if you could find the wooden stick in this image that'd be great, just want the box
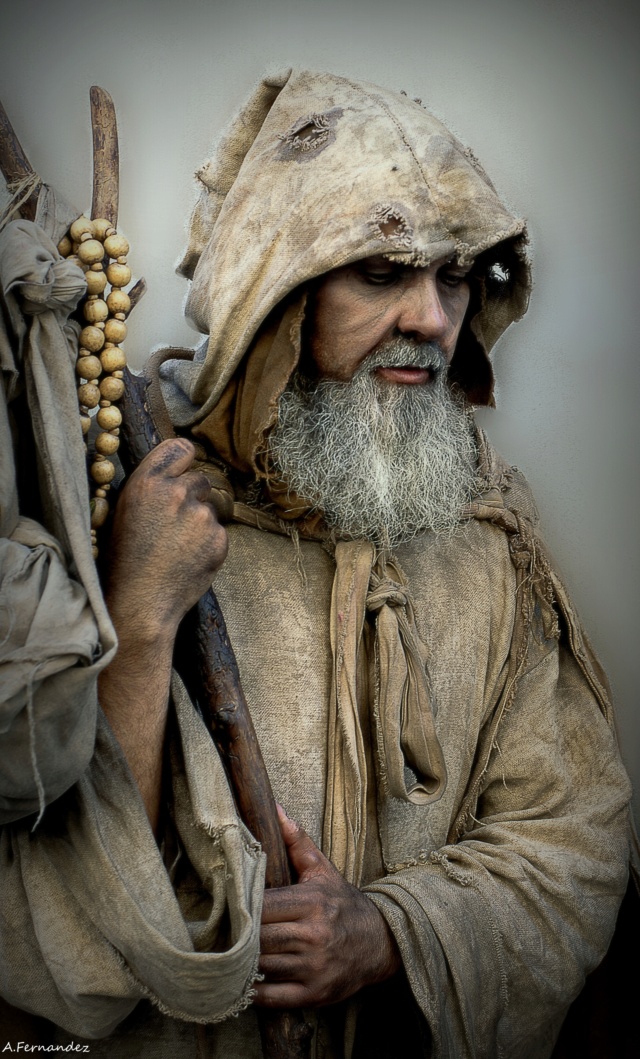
[90,87,118,225]
[0,98,39,220]
[92,93,311,1054]
[119,367,312,1058]
[128,277,146,311]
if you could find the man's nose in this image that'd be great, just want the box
[395,276,451,354]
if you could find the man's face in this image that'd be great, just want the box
[269,252,478,545]
[308,254,472,382]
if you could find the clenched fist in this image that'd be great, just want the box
[103,438,227,636]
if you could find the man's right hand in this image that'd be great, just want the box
[98,439,227,829]
[103,437,228,637]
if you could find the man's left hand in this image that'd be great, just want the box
[254,805,401,1009]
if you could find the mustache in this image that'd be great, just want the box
[354,338,448,378]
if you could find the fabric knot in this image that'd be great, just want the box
[18,256,86,317]
[366,575,408,612]
[0,220,86,318]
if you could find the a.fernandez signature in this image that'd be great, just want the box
[2,1046,90,1054]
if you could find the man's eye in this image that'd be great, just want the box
[359,268,398,286]
[439,268,470,288]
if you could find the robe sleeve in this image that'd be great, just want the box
[364,635,631,1059]
[0,676,265,1038]
[0,219,119,823]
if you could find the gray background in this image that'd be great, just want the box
[1,0,638,824]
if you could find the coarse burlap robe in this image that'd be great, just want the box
[0,679,265,1035]
[14,453,629,1057]
[0,70,632,1058]
[0,217,117,823]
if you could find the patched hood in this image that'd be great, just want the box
[162,68,530,447]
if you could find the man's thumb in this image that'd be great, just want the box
[276,803,326,880]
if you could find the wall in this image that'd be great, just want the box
[1,0,638,822]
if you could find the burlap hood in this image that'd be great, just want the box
[163,68,530,449]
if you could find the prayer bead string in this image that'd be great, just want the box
[58,216,132,558]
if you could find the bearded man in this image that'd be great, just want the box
[0,70,632,1058]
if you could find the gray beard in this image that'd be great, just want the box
[267,339,479,548]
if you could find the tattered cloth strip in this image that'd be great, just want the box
[0,218,116,823]
[322,540,446,885]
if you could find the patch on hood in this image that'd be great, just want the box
[166,68,530,443]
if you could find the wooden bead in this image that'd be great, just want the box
[95,487,108,498]
[104,318,127,344]
[100,346,126,372]
[83,299,109,324]
[78,382,100,408]
[79,326,105,352]
[106,262,131,288]
[96,405,122,430]
[80,414,92,435]
[90,262,104,272]
[90,458,115,485]
[106,290,131,315]
[113,370,125,379]
[90,496,110,528]
[99,376,125,401]
[76,355,102,380]
[69,216,94,242]
[103,233,129,259]
[92,545,99,560]
[85,270,108,295]
[77,239,105,265]
[99,399,111,408]
[90,497,110,528]
[57,235,72,257]
[95,431,120,456]
[92,218,114,240]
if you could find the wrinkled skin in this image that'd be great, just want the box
[99,439,227,828]
[255,806,401,1008]
[309,253,472,382]
[103,438,228,630]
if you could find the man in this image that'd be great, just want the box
[0,69,631,1058]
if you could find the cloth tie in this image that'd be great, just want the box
[323,540,446,884]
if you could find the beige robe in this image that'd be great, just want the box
[0,446,630,1057]
[0,70,631,1058]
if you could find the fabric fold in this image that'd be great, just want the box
[323,540,446,884]
[0,218,117,821]
[366,557,447,805]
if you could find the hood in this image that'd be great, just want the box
[163,68,530,448]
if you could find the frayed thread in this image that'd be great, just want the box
[429,850,473,886]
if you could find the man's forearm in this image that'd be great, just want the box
[96,439,228,833]
[98,611,177,832]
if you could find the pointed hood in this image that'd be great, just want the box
[163,68,530,452]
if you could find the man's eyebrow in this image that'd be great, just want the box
[356,255,395,268]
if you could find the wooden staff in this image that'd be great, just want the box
[1,89,312,1059]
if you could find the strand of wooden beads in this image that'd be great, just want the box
[58,215,132,559]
